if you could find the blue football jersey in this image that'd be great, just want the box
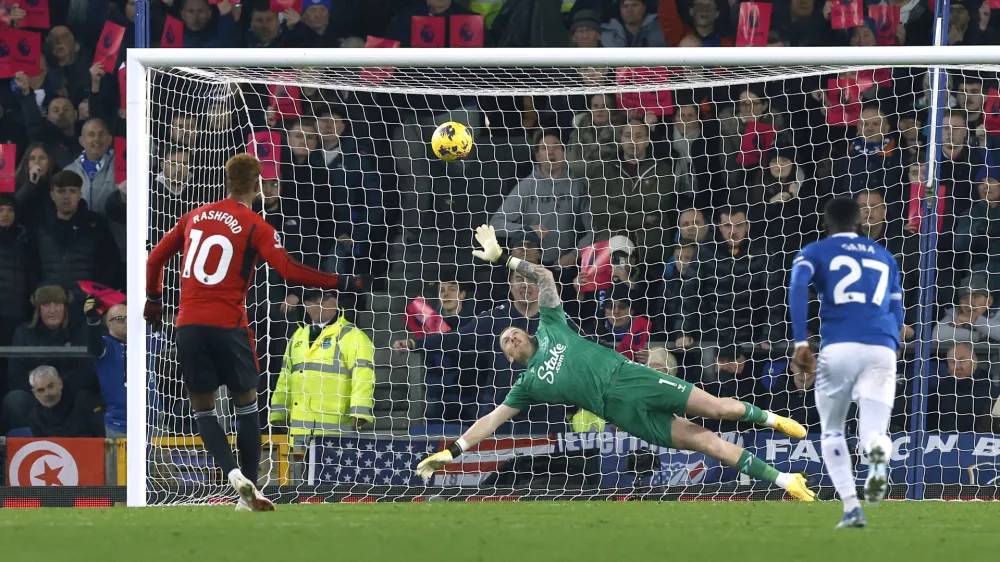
[790,232,904,351]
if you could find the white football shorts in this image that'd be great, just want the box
[815,342,898,408]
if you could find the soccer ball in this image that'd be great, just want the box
[431,121,473,162]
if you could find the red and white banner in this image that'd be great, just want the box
[6,438,105,486]
[432,437,555,486]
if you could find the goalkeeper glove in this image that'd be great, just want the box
[472,225,503,263]
[415,450,454,481]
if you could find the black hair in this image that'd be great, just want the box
[824,197,861,234]
[45,95,74,112]
[944,107,969,124]
[718,206,748,222]
[302,288,338,303]
[534,129,564,151]
[313,103,348,120]
[436,278,468,295]
[860,101,885,118]
[716,344,744,363]
[957,73,983,88]
[51,170,84,190]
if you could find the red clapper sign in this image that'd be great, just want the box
[831,0,863,30]
[825,77,863,126]
[449,15,484,47]
[0,29,41,78]
[268,83,301,120]
[269,0,301,13]
[114,137,127,184]
[0,144,15,193]
[361,36,399,84]
[162,15,184,48]
[94,22,126,74]
[868,5,900,45]
[736,2,772,47]
[20,0,50,29]
[248,131,282,164]
[411,16,445,47]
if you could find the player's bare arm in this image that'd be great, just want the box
[415,405,519,480]
[471,224,561,308]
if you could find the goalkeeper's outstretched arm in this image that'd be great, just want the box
[471,224,561,308]
[415,405,519,481]
[511,258,560,308]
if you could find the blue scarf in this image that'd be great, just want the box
[849,136,894,156]
[80,152,105,181]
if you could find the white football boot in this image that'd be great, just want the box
[864,435,892,505]
[229,469,275,512]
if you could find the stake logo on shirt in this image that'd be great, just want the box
[536,344,566,384]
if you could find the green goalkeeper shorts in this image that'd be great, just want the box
[602,361,694,449]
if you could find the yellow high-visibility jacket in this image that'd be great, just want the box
[270,313,375,435]
[469,0,577,29]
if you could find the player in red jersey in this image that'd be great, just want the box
[144,154,349,511]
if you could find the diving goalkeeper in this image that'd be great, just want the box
[416,225,816,501]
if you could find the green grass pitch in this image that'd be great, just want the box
[3,501,992,561]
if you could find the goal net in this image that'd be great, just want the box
[129,48,1000,505]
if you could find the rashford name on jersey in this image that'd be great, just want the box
[147,198,342,329]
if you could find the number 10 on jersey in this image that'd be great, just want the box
[182,228,235,286]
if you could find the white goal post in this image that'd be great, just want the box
[126,46,1000,507]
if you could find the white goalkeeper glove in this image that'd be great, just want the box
[472,224,503,263]
[415,450,454,481]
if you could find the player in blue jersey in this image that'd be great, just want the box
[789,197,904,529]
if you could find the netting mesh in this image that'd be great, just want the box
[142,62,1000,504]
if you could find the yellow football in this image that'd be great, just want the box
[431,121,473,162]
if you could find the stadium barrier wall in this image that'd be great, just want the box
[1,432,998,507]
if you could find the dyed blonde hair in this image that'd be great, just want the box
[646,348,678,377]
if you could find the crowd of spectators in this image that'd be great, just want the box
[1,0,999,444]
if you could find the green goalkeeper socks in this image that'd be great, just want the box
[739,401,768,424]
[735,450,780,484]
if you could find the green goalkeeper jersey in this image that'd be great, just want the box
[503,305,625,417]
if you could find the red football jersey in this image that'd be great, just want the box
[147,198,341,328]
